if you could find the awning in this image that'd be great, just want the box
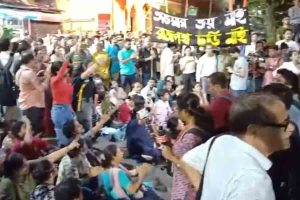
[0,8,63,22]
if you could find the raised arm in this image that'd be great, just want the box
[46,140,80,163]
[51,61,70,84]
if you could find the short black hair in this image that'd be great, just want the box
[167,43,177,48]
[229,93,280,134]
[21,52,35,65]
[209,72,228,88]
[0,38,10,51]
[37,38,44,44]
[32,159,53,185]
[54,178,82,200]
[51,61,63,76]
[10,120,24,139]
[63,120,76,139]
[229,46,240,54]
[280,42,289,50]
[261,83,293,110]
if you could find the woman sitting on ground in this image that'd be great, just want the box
[98,144,161,200]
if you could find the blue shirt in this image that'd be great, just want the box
[118,49,136,76]
[106,44,121,74]
[230,56,249,90]
[126,119,161,162]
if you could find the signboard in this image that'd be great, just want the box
[151,8,251,47]
[98,14,110,32]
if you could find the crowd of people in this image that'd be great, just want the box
[0,1,300,200]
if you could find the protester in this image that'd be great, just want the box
[181,93,291,199]
[196,44,218,95]
[276,16,291,41]
[161,93,214,200]
[54,178,82,200]
[0,140,80,200]
[288,0,300,41]
[106,35,121,81]
[118,38,137,89]
[31,159,57,200]
[16,52,50,134]
[153,90,172,128]
[50,61,74,146]
[276,29,300,51]
[160,43,179,80]
[204,72,234,133]
[179,46,197,92]
[227,47,249,97]
[72,63,97,132]
[98,144,160,200]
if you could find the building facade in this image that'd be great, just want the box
[0,0,63,38]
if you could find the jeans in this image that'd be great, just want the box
[231,89,247,97]
[247,77,263,93]
[51,104,73,146]
[120,74,136,88]
[292,24,300,42]
[76,98,94,132]
[22,107,44,135]
[142,73,151,86]
[182,73,196,92]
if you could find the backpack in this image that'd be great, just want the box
[0,53,18,106]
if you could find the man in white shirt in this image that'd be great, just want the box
[179,46,197,91]
[160,43,179,80]
[227,47,249,97]
[196,44,218,95]
[140,78,157,106]
[161,93,292,200]
[276,29,300,51]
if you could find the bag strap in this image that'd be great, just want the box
[110,168,130,200]
[195,135,222,200]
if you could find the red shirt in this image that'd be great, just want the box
[12,137,49,160]
[208,90,233,132]
[117,102,132,123]
[51,62,73,105]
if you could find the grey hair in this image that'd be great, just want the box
[229,93,282,134]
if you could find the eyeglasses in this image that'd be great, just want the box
[258,117,290,132]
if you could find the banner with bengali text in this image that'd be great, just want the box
[151,8,251,47]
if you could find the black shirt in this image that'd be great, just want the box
[72,76,96,111]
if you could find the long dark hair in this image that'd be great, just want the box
[176,93,214,134]
[100,144,118,169]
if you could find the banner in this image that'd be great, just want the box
[151,8,251,47]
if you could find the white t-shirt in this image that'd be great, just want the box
[183,135,275,200]
[179,56,196,74]
[276,40,300,51]
[160,47,174,80]
[196,54,218,82]
[273,61,300,76]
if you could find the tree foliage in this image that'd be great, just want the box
[248,0,293,42]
